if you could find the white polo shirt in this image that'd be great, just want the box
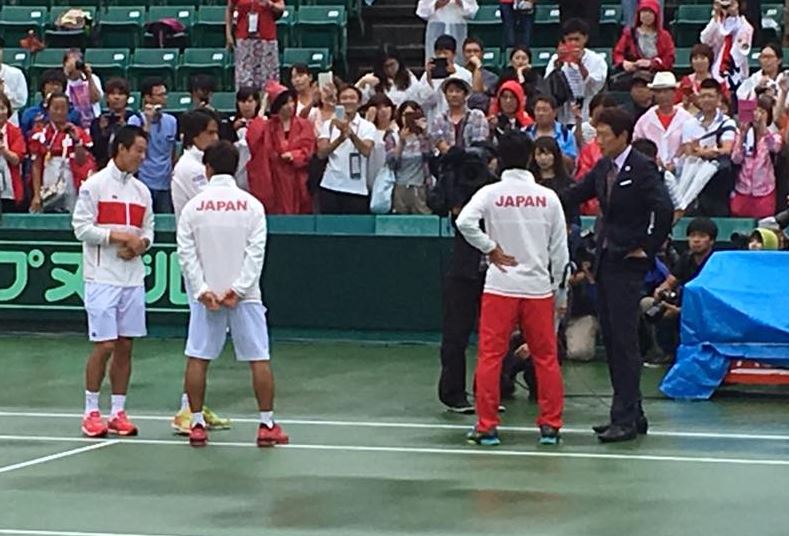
[319,114,377,196]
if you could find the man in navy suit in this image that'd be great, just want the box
[562,107,673,443]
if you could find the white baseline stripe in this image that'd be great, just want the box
[0,411,788,442]
[0,530,189,536]
[0,434,788,467]
[0,441,118,475]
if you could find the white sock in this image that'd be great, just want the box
[260,411,274,428]
[180,393,190,412]
[191,412,206,428]
[85,391,100,416]
[110,395,126,417]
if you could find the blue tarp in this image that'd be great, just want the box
[660,251,789,399]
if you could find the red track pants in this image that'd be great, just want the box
[475,293,564,432]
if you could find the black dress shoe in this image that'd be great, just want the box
[597,424,638,443]
[592,416,648,435]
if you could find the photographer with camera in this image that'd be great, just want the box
[642,217,718,363]
[128,78,178,214]
[416,35,473,126]
[90,78,137,170]
[63,49,104,131]
[385,101,432,214]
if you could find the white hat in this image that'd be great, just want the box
[441,76,472,94]
[648,71,678,90]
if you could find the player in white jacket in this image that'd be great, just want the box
[71,126,153,438]
[457,131,569,446]
[177,141,288,448]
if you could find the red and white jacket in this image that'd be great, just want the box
[72,160,154,287]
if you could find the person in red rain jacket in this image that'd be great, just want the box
[247,81,316,214]
[613,0,675,74]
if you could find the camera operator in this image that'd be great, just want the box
[63,49,104,131]
[90,78,137,169]
[642,217,718,363]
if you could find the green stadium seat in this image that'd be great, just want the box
[163,91,193,116]
[212,92,236,113]
[309,0,362,32]
[127,48,180,90]
[599,5,623,47]
[194,5,228,49]
[671,5,714,48]
[145,6,196,46]
[674,47,692,73]
[45,6,97,49]
[467,5,503,51]
[29,48,69,95]
[97,6,146,49]
[177,48,231,92]
[3,49,32,71]
[295,5,347,70]
[749,48,762,69]
[532,4,561,48]
[277,6,295,50]
[0,7,49,46]
[528,47,555,73]
[762,4,783,42]
[592,48,612,65]
[482,48,503,73]
[281,48,332,80]
[85,48,131,81]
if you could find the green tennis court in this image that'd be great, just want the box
[2,335,789,536]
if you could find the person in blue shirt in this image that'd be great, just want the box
[128,77,178,213]
[525,95,578,172]
[20,69,81,139]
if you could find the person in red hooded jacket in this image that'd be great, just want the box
[613,0,675,76]
[488,80,533,144]
[247,81,316,214]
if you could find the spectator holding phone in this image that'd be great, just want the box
[737,43,785,101]
[0,92,27,213]
[489,80,534,144]
[63,49,104,130]
[128,77,178,214]
[730,94,782,217]
[545,19,608,125]
[416,35,474,125]
[316,85,376,213]
[364,94,398,190]
[90,78,136,169]
[385,101,433,214]
[291,64,317,117]
[700,0,753,90]
[416,0,479,62]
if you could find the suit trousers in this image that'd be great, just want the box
[438,275,485,405]
[597,254,649,426]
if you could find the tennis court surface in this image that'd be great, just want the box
[2,335,789,536]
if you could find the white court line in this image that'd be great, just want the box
[0,441,118,475]
[0,433,788,467]
[0,530,188,536]
[0,410,788,442]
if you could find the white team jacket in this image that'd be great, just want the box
[456,169,570,300]
[177,174,267,303]
[172,146,207,224]
[72,160,155,287]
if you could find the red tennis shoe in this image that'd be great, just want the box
[257,423,289,447]
[190,424,208,447]
[108,411,139,437]
[81,411,108,438]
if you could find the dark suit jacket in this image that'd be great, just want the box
[562,147,673,266]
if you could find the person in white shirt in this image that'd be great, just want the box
[0,37,28,126]
[317,85,377,213]
[736,42,784,101]
[355,44,421,107]
[456,130,569,447]
[169,108,233,435]
[71,126,154,439]
[416,0,479,62]
[545,19,608,125]
[177,140,288,448]
[415,35,474,125]
[63,49,104,131]
[700,0,753,89]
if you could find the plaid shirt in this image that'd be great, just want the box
[430,108,489,150]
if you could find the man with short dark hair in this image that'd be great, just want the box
[431,77,489,154]
[563,107,673,443]
[417,34,474,124]
[177,140,288,448]
[72,125,153,438]
[621,71,654,122]
[90,77,137,169]
[457,130,568,446]
[129,77,178,213]
[189,74,217,110]
[526,95,578,164]
[462,37,499,112]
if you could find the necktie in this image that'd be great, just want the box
[606,161,618,203]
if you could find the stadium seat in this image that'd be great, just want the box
[295,6,347,71]
[193,5,228,49]
[85,48,131,81]
[177,49,231,92]
[164,91,193,115]
[45,6,97,49]
[0,7,49,46]
[672,5,714,48]
[528,48,555,73]
[482,48,503,73]
[277,7,295,50]
[467,5,503,51]
[599,5,623,48]
[309,0,362,33]
[762,4,783,42]
[3,48,32,71]
[212,92,237,113]
[29,48,69,95]
[591,48,612,65]
[281,48,332,80]
[674,47,692,73]
[145,6,196,47]
[97,6,146,49]
[532,4,561,48]
[127,48,180,90]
